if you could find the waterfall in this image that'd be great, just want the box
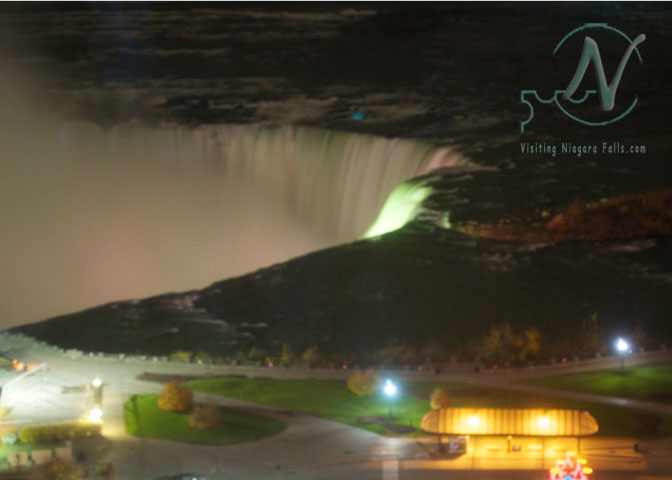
[1,117,464,326]
[364,181,434,238]
[190,124,464,240]
[63,122,463,240]
[68,122,464,240]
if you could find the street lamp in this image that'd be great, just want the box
[88,407,103,423]
[615,337,630,371]
[92,378,103,408]
[383,379,397,419]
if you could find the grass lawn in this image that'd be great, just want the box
[189,378,429,435]
[124,394,286,445]
[520,362,672,404]
[190,377,672,439]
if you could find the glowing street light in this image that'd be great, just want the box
[88,407,103,423]
[616,338,629,353]
[615,337,630,371]
[383,379,397,419]
[92,377,103,408]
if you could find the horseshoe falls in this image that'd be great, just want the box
[0,117,464,327]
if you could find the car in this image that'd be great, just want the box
[155,474,207,480]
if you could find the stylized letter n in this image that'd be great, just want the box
[562,34,645,111]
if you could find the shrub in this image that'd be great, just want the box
[19,426,38,444]
[72,422,101,438]
[96,461,114,476]
[157,381,193,413]
[2,432,17,445]
[430,387,452,409]
[30,458,85,480]
[170,351,193,362]
[188,404,221,430]
[18,422,100,445]
[371,345,420,365]
[0,357,13,370]
[194,351,213,363]
[347,370,381,397]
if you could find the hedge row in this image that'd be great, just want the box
[18,422,101,444]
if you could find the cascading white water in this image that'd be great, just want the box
[1,82,464,327]
[67,121,464,241]
[191,124,464,240]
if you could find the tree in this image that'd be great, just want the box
[577,312,604,357]
[194,351,213,363]
[565,197,587,231]
[479,324,504,364]
[280,343,294,366]
[248,346,267,363]
[188,404,221,430]
[478,323,543,366]
[157,381,193,412]
[518,328,543,363]
[422,340,448,363]
[429,387,452,409]
[479,322,517,365]
[630,322,651,350]
[347,370,381,397]
[302,346,322,367]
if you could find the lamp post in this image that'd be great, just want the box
[90,377,103,422]
[92,378,103,406]
[383,379,397,419]
[616,338,630,372]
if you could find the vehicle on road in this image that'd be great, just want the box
[156,474,207,480]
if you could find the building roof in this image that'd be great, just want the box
[420,408,599,437]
